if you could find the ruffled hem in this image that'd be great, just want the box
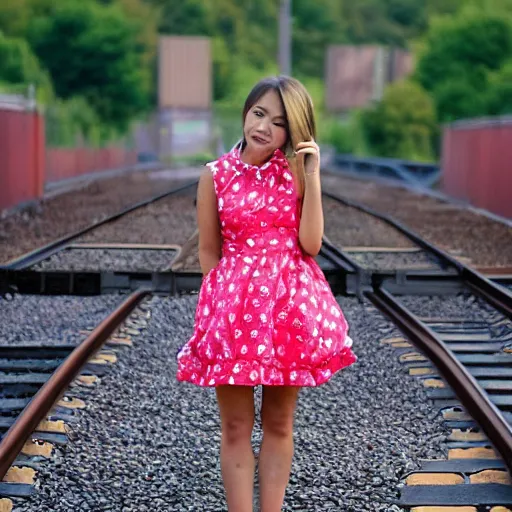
[176,347,357,387]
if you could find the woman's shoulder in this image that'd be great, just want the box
[204,150,232,174]
[200,151,231,194]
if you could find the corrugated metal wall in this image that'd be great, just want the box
[0,105,44,212]
[441,118,512,219]
[1,102,138,212]
[46,147,137,184]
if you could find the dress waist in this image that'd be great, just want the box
[222,227,300,256]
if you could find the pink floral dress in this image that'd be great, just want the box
[176,147,357,387]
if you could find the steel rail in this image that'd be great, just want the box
[322,190,512,319]
[0,289,150,479]
[1,180,199,271]
[320,237,362,274]
[366,287,512,474]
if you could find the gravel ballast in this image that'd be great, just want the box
[0,295,124,346]
[323,196,414,249]
[396,292,505,322]
[77,192,198,247]
[322,172,512,268]
[347,250,441,270]
[31,248,178,273]
[15,295,450,512]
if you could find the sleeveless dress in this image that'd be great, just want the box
[176,147,357,387]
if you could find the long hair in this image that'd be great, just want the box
[241,76,316,195]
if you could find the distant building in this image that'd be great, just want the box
[136,36,214,160]
[325,45,413,113]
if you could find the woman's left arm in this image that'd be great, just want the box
[297,141,324,257]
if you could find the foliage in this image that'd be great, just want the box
[318,111,371,156]
[342,0,428,47]
[360,81,437,161]
[0,32,53,103]
[148,0,212,36]
[319,116,356,154]
[2,0,512,157]
[425,0,463,17]
[0,0,30,37]
[433,81,489,122]
[45,96,101,147]
[293,0,346,77]
[45,95,131,147]
[26,1,149,130]
[486,60,512,115]
[415,9,512,121]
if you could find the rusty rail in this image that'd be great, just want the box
[322,190,512,319]
[366,287,512,474]
[1,180,198,270]
[0,289,150,479]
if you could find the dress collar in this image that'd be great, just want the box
[229,146,287,177]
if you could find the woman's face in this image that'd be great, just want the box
[243,89,288,158]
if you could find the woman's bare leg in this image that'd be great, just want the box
[258,386,300,512]
[216,385,256,512]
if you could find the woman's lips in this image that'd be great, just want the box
[252,135,269,145]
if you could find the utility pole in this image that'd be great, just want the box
[278,0,291,75]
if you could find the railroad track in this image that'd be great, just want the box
[321,191,512,510]
[0,179,203,510]
[0,290,152,510]
[0,181,201,296]
[1,169,511,510]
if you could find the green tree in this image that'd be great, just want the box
[415,9,512,121]
[148,0,212,36]
[26,1,149,130]
[0,32,53,102]
[343,0,426,47]
[434,80,489,122]
[426,0,463,17]
[361,80,437,161]
[45,96,101,147]
[0,0,30,37]
[292,0,346,77]
[487,60,512,115]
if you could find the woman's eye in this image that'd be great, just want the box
[254,110,263,117]
[274,123,285,128]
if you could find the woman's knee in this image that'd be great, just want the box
[261,409,294,438]
[261,386,299,438]
[216,385,255,445]
[221,416,254,445]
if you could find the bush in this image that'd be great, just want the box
[360,80,437,161]
[0,32,53,103]
[27,1,149,131]
[433,80,489,122]
[44,96,122,148]
[486,59,512,115]
[415,8,512,121]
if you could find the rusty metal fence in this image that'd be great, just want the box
[0,94,140,213]
[441,117,512,219]
[0,94,44,212]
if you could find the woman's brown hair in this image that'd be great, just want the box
[241,76,316,196]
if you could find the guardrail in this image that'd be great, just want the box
[333,153,440,188]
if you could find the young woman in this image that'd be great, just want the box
[177,76,357,511]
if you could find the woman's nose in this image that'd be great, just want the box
[256,119,270,133]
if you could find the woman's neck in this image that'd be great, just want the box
[240,145,273,167]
